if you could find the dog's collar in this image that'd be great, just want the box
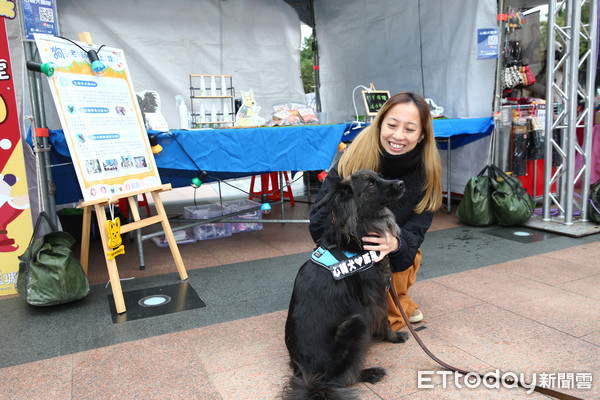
[311,246,379,280]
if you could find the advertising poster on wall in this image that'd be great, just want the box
[0,11,33,296]
[33,33,161,203]
[19,0,58,40]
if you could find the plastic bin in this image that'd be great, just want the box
[184,204,232,240]
[223,199,263,233]
[151,230,196,247]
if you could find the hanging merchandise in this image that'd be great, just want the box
[521,65,536,86]
[507,9,524,29]
[527,108,544,160]
[512,109,528,176]
[503,65,522,90]
[501,23,535,92]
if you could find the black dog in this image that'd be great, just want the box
[283,169,409,400]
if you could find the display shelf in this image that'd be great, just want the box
[189,74,235,127]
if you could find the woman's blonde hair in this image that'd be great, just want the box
[338,91,442,213]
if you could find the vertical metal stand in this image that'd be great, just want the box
[527,0,599,236]
[22,40,57,225]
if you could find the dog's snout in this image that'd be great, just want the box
[392,180,405,195]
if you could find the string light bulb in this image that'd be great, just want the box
[260,193,271,214]
[191,170,209,188]
[86,49,106,76]
[148,134,163,154]
[26,61,55,78]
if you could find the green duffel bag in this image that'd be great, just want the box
[456,166,495,226]
[17,212,90,306]
[489,165,536,226]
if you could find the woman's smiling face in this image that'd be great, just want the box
[379,102,424,155]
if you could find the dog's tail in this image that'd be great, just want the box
[281,371,360,400]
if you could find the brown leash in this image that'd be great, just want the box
[389,281,584,400]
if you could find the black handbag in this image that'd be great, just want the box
[17,212,90,306]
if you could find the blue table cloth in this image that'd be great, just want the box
[33,118,493,204]
[33,124,348,204]
[341,117,494,149]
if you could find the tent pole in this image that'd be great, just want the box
[23,40,57,225]
[492,0,506,166]
[309,0,321,113]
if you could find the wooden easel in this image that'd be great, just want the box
[78,184,188,314]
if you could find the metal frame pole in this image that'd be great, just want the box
[23,40,57,225]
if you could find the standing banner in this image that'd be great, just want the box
[33,33,161,202]
[0,7,33,296]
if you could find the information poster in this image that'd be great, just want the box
[0,13,33,296]
[477,28,499,59]
[19,0,58,40]
[34,34,161,202]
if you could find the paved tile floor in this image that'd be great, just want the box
[1,181,599,400]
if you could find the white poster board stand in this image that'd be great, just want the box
[34,33,161,201]
[34,34,187,314]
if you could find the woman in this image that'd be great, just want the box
[309,91,442,331]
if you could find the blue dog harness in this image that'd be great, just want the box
[311,246,380,280]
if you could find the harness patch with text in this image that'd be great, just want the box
[311,247,379,280]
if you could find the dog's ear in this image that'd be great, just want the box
[315,180,353,211]
[335,179,354,201]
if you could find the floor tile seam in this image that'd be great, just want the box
[413,310,496,372]
[554,270,600,287]
[580,331,600,347]
[358,382,385,399]
[474,300,597,340]
[553,283,600,301]
[431,273,600,338]
[208,353,290,386]
[428,276,492,302]
[191,355,223,400]
[418,301,598,363]
[430,264,600,305]
[490,268,600,295]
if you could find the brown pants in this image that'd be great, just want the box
[387,248,422,331]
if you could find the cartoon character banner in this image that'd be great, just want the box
[0,12,33,296]
[33,33,161,202]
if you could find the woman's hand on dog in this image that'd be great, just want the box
[362,231,400,262]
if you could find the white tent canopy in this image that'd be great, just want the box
[8,0,497,195]
[316,0,497,123]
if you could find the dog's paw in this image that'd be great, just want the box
[360,367,386,384]
[389,330,410,343]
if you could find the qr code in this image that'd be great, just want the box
[39,7,54,23]
[488,35,498,46]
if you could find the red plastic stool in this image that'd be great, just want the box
[249,172,295,206]
[117,193,151,220]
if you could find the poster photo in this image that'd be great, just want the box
[33,34,161,202]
